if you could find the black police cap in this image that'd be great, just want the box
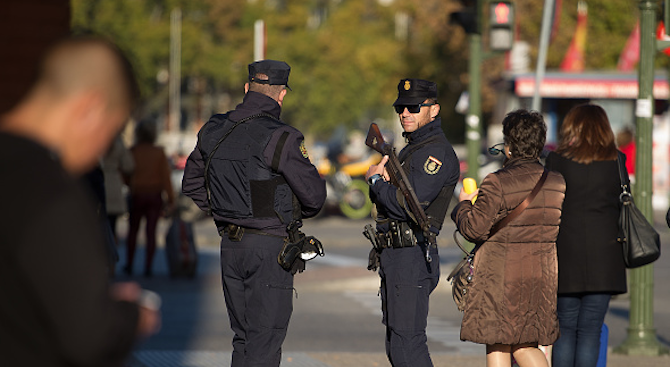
[248,60,292,90]
[393,78,438,106]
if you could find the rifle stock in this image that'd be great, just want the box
[365,123,435,262]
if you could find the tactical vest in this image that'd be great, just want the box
[397,135,454,231]
[198,113,295,224]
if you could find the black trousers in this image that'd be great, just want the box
[379,243,440,367]
[220,233,294,367]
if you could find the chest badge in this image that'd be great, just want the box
[424,156,442,174]
[299,141,310,159]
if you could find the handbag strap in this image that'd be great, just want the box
[616,152,631,195]
[456,169,549,256]
[490,168,550,238]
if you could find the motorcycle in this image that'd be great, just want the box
[316,152,382,219]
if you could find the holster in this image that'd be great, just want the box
[363,224,381,271]
[277,221,324,273]
[278,238,303,271]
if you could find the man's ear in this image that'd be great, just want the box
[72,91,107,135]
[277,88,288,106]
[57,90,118,174]
[430,103,440,119]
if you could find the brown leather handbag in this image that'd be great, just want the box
[448,170,548,311]
[447,231,475,311]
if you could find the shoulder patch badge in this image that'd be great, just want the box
[299,141,309,159]
[424,156,442,174]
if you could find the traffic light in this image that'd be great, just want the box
[489,1,515,51]
[450,0,478,34]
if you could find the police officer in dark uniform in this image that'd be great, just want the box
[182,60,326,367]
[365,79,460,367]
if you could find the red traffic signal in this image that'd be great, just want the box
[491,1,513,25]
[489,1,515,51]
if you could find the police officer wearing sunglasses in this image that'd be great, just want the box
[182,60,326,367]
[365,79,460,366]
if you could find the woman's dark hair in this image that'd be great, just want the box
[502,109,547,159]
[556,104,618,163]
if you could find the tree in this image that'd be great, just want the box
[70,0,642,142]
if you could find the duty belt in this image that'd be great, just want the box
[377,220,420,249]
[218,224,283,241]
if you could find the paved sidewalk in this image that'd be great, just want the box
[119,213,670,367]
[127,350,670,367]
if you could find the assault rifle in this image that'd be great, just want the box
[365,123,435,262]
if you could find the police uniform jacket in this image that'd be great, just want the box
[370,118,460,234]
[182,91,326,236]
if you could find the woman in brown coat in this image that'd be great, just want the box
[452,110,566,367]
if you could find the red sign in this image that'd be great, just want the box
[514,74,669,99]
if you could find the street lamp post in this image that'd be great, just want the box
[465,1,483,182]
[169,8,182,133]
[614,0,669,356]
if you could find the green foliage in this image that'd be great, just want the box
[71,0,647,142]
[517,0,639,70]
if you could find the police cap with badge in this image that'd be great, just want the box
[393,78,438,113]
[248,59,292,90]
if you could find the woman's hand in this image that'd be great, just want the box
[459,188,479,203]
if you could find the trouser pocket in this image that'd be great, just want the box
[389,284,428,332]
[259,283,294,329]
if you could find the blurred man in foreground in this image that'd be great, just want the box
[0,35,160,367]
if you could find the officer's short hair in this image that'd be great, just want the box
[249,73,285,100]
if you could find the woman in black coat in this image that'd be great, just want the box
[545,104,627,367]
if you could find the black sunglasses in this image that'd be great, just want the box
[488,143,505,155]
[394,103,435,114]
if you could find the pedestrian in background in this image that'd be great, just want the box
[616,126,636,182]
[124,121,174,277]
[365,78,460,367]
[103,134,135,244]
[452,110,565,367]
[546,104,628,367]
[182,60,326,366]
[0,35,160,367]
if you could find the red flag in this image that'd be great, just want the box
[617,20,640,71]
[656,21,670,56]
[560,1,587,72]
